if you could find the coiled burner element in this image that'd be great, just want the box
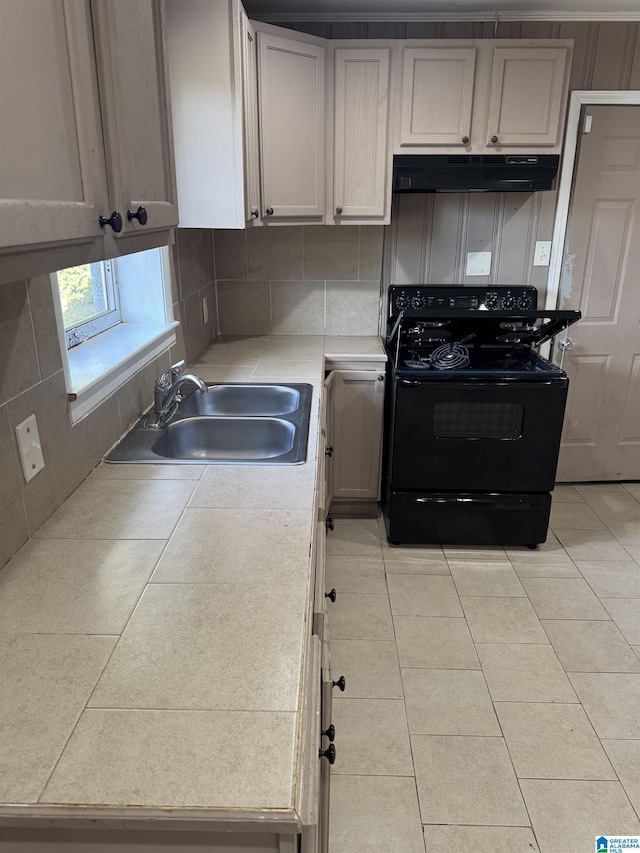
[430,342,471,370]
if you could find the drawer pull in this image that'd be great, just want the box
[490,135,499,144]
[462,135,469,144]
[332,675,346,692]
[319,743,336,764]
[325,445,334,457]
[325,588,337,603]
[326,514,334,532]
[322,724,335,742]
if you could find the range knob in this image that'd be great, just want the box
[516,293,531,309]
[501,293,516,310]
[410,296,425,309]
[484,292,499,310]
[395,293,409,311]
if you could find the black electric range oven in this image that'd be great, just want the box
[381,286,581,547]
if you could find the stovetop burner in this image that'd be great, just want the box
[387,286,581,381]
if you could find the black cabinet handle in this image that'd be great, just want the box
[251,208,259,218]
[325,588,337,603]
[335,206,343,215]
[462,135,469,144]
[265,207,274,216]
[490,135,498,144]
[319,743,336,764]
[326,514,334,532]
[127,206,148,225]
[332,675,346,692]
[99,211,123,233]
[325,445,334,457]
[322,724,335,742]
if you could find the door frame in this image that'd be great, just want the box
[544,89,640,312]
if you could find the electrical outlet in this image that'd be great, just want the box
[534,241,552,266]
[202,296,209,324]
[15,414,45,483]
[466,252,492,276]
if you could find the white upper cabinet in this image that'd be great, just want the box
[0,0,109,250]
[91,0,178,233]
[242,15,262,223]
[396,40,572,155]
[486,47,570,148]
[0,0,177,256]
[400,47,476,147]
[258,32,325,220]
[332,47,391,222]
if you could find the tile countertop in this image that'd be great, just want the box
[0,336,385,829]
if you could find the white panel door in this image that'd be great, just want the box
[258,32,325,219]
[333,48,390,220]
[0,0,108,249]
[556,105,640,481]
[486,47,569,147]
[91,0,178,233]
[399,47,476,147]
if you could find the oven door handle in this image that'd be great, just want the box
[397,378,565,387]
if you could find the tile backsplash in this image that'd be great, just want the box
[213,225,384,336]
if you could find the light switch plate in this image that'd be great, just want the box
[15,414,45,483]
[466,252,492,276]
[534,241,552,266]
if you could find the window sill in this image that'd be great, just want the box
[67,322,179,423]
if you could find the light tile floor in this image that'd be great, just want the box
[326,482,640,853]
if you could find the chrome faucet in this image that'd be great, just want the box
[148,361,207,429]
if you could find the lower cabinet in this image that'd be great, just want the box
[325,368,386,516]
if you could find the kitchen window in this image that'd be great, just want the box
[56,260,121,348]
[51,247,179,423]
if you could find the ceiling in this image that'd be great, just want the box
[244,0,640,20]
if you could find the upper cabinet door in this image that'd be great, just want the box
[333,48,390,220]
[400,47,476,146]
[91,0,178,232]
[258,32,325,219]
[0,0,108,250]
[241,13,261,224]
[486,47,569,147]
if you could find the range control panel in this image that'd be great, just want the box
[388,285,538,315]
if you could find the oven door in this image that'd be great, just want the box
[390,377,568,493]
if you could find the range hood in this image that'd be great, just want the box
[393,154,560,193]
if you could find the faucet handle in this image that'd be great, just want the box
[169,360,185,381]
[156,360,185,390]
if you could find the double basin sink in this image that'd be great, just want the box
[105,383,313,465]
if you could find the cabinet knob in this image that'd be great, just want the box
[325,588,337,603]
[322,724,335,742]
[332,675,346,692]
[127,206,148,225]
[99,210,123,233]
[325,445,334,457]
[462,136,469,144]
[265,207,274,216]
[490,135,499,144]
[326,514,334,532]
[377,374,384,381]
[319,743,336,764]
[335,206,343,215]
[251,208,259,218]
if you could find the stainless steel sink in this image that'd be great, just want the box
[105,383,312,465]
[180,384,300,416]
[151,417,295,461]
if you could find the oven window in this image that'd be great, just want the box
[433,402,524,438]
